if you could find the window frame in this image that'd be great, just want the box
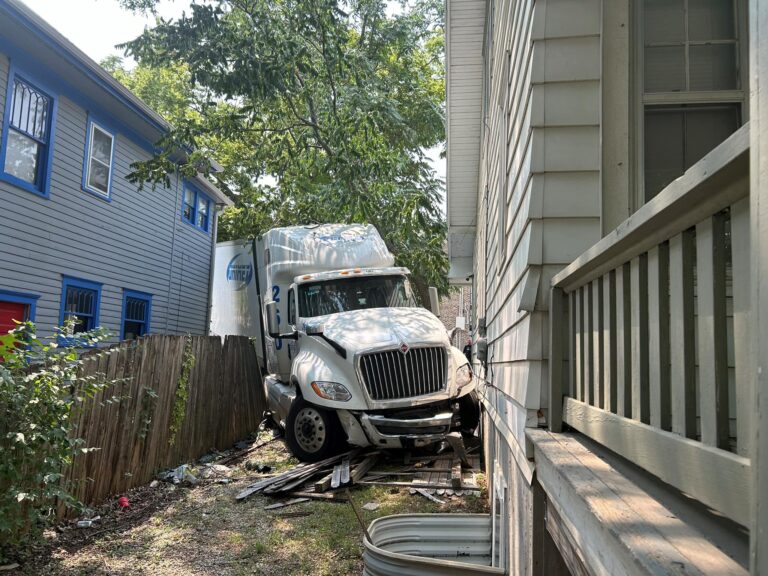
[0,66,57,198]
[180,181,213,234]
[120,289,152,340]
[82,117,116,200]
[58,276,102,343]
[0,288,39,323]
[632,0,749,208]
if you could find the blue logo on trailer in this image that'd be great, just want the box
[226,254,253,291]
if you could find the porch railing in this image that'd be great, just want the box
[548,125,752,526]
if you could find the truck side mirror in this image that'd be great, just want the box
[266,301,280,338]
[428,286,440,316]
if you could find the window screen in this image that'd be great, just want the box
[64,286,97,333]
[4,78,51,187]
[123,295,150,339]
[86,124,114,195]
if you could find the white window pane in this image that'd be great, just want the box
[684,105,740,167]
[644,109,685,200]
[88,159,110,193]
[91,127,113,165]
[197,197,208,215]
[690,44,738,91]
[185,189,195,206]
[4,130,40,184]
[644,0,685,44]
[689,0,735,41]
[645,46,686,92]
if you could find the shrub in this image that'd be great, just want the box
[0,322,111,562]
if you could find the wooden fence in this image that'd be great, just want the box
[64,335,265,510]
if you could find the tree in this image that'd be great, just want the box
[114,0,449,300]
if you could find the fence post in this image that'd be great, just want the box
[549,286,566,432]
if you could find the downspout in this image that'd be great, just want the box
[204,205,222,335]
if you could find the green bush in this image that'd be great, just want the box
[0,321,111,562]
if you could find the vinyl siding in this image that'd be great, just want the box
[0,52,214,339]
[470,0,603,572]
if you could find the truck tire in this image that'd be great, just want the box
[285,397,343,462]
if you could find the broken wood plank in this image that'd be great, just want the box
[331,464,342,489]
[314,471,334,493]
[451,458,462,489]
[415,488,445,504]
[445,432,471,467]
[358,480,479,491]
[340,458,350,484]
[350,454,380,484]
[264,497,310,510]
[286,491,348,501]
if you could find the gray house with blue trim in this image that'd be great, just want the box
[0,0,232,340]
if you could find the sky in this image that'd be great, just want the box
[20,0,446,182]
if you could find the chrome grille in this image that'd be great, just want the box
[359,346,447,400]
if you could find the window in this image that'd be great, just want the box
[121,290,151,340]
[638,0,745,201]
[181,182,212,233]
[287,288,296,326]
[0,289,38,334]
[60,277,101,335]
[298,275,418,317]
[1,75,54,195]
[83,120,115,198]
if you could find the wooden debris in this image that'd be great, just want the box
[445,432,471,467]
[451,458,463,489]
[415,488,445,504]
[286,490,347,501]
[350,454,380,483]
[264,497,309,510]
[314,471,334,493]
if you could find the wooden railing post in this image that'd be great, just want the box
[549,286,566,432]
[750,0,767,571]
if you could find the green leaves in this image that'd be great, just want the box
[111,0,449,297]
[0,322,115,561]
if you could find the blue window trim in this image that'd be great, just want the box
[120,289,152,340]
[0,61,58,198]
[81,115,116,202]
[180,181,213,234]
[0,288,39,322]
[58,276,102,345]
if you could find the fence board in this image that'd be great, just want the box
[64,335,264,511]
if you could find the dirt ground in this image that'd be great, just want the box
[17,434,488,576]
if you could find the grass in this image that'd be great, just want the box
[19,434,488,576]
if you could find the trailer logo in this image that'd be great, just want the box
[226,254,253,291]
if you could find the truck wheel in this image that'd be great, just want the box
[459,390,480,437]
[286,397,342,462]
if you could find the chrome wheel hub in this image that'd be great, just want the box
[294,407,326,453]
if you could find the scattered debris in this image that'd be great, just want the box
[0,563,20,572]
[234,441,482,505]
[118,497,130,510]
[217,435,280,466]
[149,480,159,488]
[198,464,231,479]
[163,464,198,485]
[362,502,380,511]
[415,489,445,504]
[76,515,101,528]
[244,460,272,473]
[264,497,310,510]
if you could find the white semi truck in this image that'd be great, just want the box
[212,224,478,462]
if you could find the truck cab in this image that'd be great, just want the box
[258,225,478,461]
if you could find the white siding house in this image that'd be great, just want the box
[448,0,765,573]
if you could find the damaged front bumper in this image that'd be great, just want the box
[338,404,462,449]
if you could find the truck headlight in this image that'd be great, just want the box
[311,381,352,402]
[456,364,473,388]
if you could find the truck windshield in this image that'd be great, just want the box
[298,275,418,317]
